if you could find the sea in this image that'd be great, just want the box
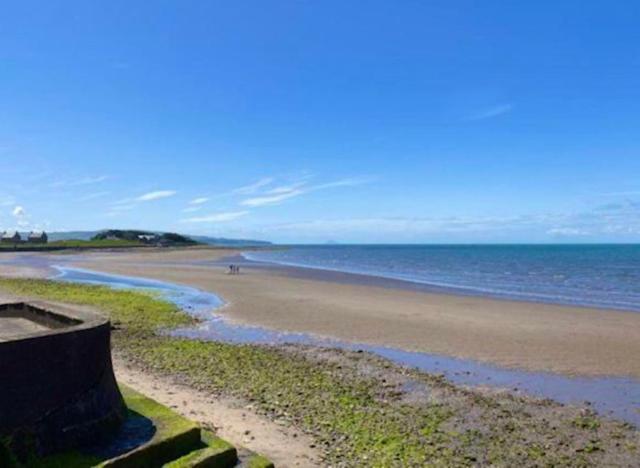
[243,244,640,312]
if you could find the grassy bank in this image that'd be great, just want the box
[1,278,638,467]
[0,239,144,251]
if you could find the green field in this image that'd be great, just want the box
[0,239,144,251]
[0,278,637,467]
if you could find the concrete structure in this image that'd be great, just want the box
[0,301,126,459]
[1,231,21,244]
[0,301,274,467]
[27,231,48,243]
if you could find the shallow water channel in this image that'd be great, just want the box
[52,265,640,427]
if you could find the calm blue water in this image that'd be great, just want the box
[244,244,640,312]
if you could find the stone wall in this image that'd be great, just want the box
[0,302,126,458]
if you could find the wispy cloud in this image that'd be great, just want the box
[465,103,513,121]
[232,178,274,195]
[79,191,110,201]
[189,197,209,205]
[265,182,306,195]
[253,198,640,241]
[182,206,203,213]
[600,190,640,197]
[312,176,377,190]
[105,203,136,217]
[0,195,15,207]
[136,190,177,202]
[103,189,175,217]
[76,175,109,185]
[241,190,305,207]
[547,227,590,237]
[240,176,376,207]
[181,211,249,223]
[50,175,109,188]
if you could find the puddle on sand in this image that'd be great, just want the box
[51,265,640,427]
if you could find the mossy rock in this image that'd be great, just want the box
[164,430,237,467]
[102,385,202,467]
[25,385,201,467]
[243,454,275,468]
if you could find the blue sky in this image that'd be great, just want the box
[1,1,639,243]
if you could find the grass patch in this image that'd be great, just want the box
[573,413,601,431]
[123,337,459,466]
[0,278,191,331]
[0,239,144,251]
[47,239,144,248]
[1,277,638,467]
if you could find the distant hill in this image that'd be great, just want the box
[47,230,272,247]
[92,229,196,245]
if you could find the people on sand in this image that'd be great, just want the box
[228,264,241,275]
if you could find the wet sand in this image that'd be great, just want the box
[63,247,640,379]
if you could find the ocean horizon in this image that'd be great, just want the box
[243,243,640,312]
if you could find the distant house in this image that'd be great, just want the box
[137,234,159,244]
[1,231,22,244]
[28,231,48,244]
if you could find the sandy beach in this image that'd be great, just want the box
[57,246,640,379]
[2,247,640,465]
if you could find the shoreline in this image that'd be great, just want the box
[1,276,637,465]
[56,247,640,380]
[231,251,640,314]
[3,248,640,378]
[1,248,640,464]
[43,263,640,425]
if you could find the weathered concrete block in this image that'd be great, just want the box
[0,301,126,458]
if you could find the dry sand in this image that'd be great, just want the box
[68,247,640,379]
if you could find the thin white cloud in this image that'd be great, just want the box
[189,197,210,205]
[232,178,274,195]
[240,176,376,207]
[109,204,135,212]
[76,175,109,185]
[49,175,109,188]
[600,190,640,197]
[251,197,640,240]
[136,190,177,202]
[181,211,249,223]
[12,206,25,217]
[241,190,305,207]
[547,227,590,237]
[79,191,110,201]
[182,206,203,213]
[103,189,175,217]
[0,196,14,207]
[265,182,307,195]
[466,103,513,121]
[311,176,377,190]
